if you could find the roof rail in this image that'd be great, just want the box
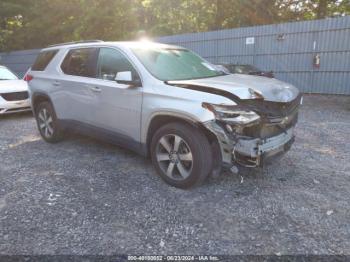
[48,40,104,48]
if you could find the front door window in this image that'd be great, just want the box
[97,48,139,82]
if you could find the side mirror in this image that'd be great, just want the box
[115,71,141,87]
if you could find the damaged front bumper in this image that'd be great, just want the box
[233,126,295,167]
[204,120,295,168]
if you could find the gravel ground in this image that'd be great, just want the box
[0,94,349,256]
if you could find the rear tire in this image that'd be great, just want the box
[35,101,64,143]
[150,122,213,189]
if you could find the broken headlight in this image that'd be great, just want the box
[202,102,260,125]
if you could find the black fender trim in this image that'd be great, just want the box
[31,92,54,113]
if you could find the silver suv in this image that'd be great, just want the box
[27,40,301,188]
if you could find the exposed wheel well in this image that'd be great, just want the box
[32,94,52,113]
[146,115,219,156]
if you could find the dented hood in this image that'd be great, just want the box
[167,74,300,103]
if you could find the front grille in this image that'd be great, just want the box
[1,91,29,101]
[241,93,302,118]
[236,94,301,139]
[243,110,298,139]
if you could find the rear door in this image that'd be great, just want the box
[54,47,99,123]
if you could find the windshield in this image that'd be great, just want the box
[131,47,226,81]
[0,67,18,80]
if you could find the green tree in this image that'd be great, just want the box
[0,0,349,51]
[0,0,27,51]
[275,0,349,20]
[138,0,217,36]
[72,0,140,40]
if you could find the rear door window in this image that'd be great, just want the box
[61,48,99,77]
[32,50,58,71]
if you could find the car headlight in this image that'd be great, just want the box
[202,102,260,125]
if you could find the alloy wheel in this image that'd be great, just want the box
[156,134,193,180]
[38,108,54,138]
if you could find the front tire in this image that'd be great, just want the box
[35,101,64,143]
[150,122,213,189]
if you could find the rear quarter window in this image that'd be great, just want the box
[32,50,58,71]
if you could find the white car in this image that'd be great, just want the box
[0,65,31,114]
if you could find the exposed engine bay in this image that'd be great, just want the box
[205,94,302,168]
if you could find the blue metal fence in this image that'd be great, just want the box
[157,16,350,95]
[0,49,40,78]
[0,16,349,94]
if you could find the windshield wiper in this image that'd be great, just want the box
[167,72,228,82]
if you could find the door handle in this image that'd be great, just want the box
[89,86,102,93]
[53,81,60,86]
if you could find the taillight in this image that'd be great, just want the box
[24,74,33,82]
